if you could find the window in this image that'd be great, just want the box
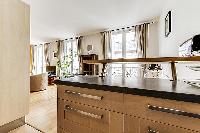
[111,33,122,59]
[72,40,79,74]
[32,44,45,75]
[62,39,79,76]
[126,31,138,58]
[111,30,137,59]
[110,30,140,77]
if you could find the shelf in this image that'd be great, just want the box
[83,56,200,81]
[83,57,200,64]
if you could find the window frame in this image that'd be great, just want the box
[63,39,79,75]
[110,30,140,77]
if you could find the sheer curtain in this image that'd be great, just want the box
[101,31,112,59]
[30,45,34,75]
[77,36,83,74]
[135,23,149,58]
[57,40,65,77]
[58,40,65,61]
[77,36,83,56]
[32,45,37,74]
[135,23,150,77]
[44,43,50,66]
[30,45,45,75]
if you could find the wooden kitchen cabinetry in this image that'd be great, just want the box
[124,94,200,131]
[58,99,124,133]
[124,115,140,133]
[140,119,195,133]
[57,85,200,133]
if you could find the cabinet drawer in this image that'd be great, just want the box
[140,119,195,133]
[58,85,124,112]
[63,118,105,133]
[63,100,109,133]
[124,94,200,131]
[124,115,140,133]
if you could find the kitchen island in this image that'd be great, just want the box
[56,76,200,133]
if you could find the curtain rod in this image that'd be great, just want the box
[44,36,82,45]
[44,21,155,45]
[101,21,154,33]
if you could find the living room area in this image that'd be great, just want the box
[1,0,200,133]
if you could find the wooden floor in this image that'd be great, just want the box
[10,85,57,133]
[9,125,41,133]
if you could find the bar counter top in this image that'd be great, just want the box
[55,76,200,104]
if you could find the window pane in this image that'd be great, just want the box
[62,40,79,76]
[36,45,43,74]
[66,41,72,74]
[72,40,79,74]
[126,31,137,58]
[111,33,122,59]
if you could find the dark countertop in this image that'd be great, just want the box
[55,76,200,104]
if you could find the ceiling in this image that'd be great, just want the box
[22,0,165,44]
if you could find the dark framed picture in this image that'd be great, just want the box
[165,11,171,37]
[53,51,58,58]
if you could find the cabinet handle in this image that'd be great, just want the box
[148,127,159,133]
[65,105,103,120]
[65,90,103,101]
[148,104,200,119]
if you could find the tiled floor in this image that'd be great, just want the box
[10,85,57,133]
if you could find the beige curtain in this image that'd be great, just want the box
[134,24,149,78]
[77,36,83,56]
[32,45,37,74]
[77,36,83,74]
[30,45,33,74]
[57,40,65,77]
[57,40,65,61]
[44,43,50,66]
[135,24,149,58]
[101,31,112,59]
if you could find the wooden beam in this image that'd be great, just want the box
[83,57,200,80]
[83,57,200,64]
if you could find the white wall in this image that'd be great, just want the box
[159,0,200,57]
[81,33,103,74]
[0,0,30,126]
[147,22,159,57]
[81,23,159,58]
[49,41,59,66]
[158,0,200,80]
[81,33,103,60]
[80,25,159,75]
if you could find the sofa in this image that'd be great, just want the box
[30,73,48,92]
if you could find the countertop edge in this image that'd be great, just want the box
[55,80,200,104]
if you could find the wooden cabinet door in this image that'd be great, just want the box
[63,100,109,133]
[109,112,124,133]
[140,119,195,133]
[124,94,200,132]
[58,99,64,129]
[58,85,124,113]
[124,115,140,133]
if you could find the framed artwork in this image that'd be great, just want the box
[165,11,171,37]
[53,51,58,58]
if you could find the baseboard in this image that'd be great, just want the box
[0,117,25,133]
